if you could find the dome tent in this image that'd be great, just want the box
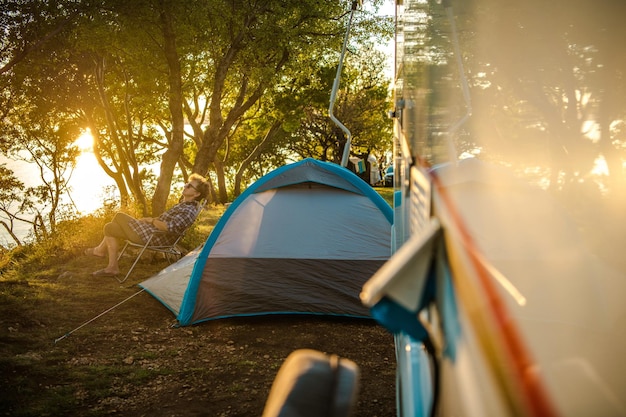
[140,158,393,326]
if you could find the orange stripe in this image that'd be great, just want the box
[430,168,560,417]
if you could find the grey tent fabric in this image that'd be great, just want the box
[139,248,200,315]
[141,158,393,325]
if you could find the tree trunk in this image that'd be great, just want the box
[192,48,290,190]
[86,116,131,207]
[193,126,217,177]
[206,173,218,203]
[0,220,22,246]
[152,0,185,215]
[213,159,228,203]
[233,120,282,196]
[92,58,145,209]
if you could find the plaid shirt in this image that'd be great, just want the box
[129,201,199,246]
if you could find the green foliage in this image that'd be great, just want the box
[1,0,393,225]
[0,245,32,278]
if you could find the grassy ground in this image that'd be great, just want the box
[0,189,397,416]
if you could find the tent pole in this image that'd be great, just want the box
[329,0,361,168]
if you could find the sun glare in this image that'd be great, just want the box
[67,128,119,214]
[73,129,94,152]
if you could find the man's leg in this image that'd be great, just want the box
[109,213,143,244]
[91,213,142,274]
[92,238,108,257]
[102,235,120,274]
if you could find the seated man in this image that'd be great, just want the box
[85,174,209,277]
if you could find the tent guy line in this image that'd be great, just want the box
[54,287,148,344]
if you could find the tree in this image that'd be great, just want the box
[0,107,83,242]
[72,0,172,214]
[1,0,393,225]
[0,1,92,243]
[71,0,390,205]
[151,0,186,215]
[183,0,358,202]
[0,0,80,76]
[0,165,34,246]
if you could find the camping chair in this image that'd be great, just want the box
[116,199,206,283]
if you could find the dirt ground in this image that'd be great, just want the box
[0,252,397,416]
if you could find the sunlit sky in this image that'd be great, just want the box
[69,130,117,214]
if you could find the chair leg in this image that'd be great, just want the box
[118,241,130,261]
[117,244,149,284]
